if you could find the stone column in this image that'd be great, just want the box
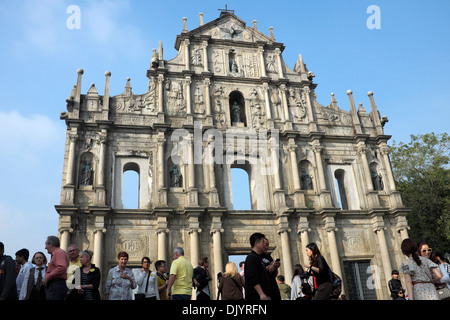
[212,229,223,273]
[270,139,281,190]
[204,78,211,116]
[279,228,293,285]
[263,83,272,121]
[280,84,292,128]
[156,134,167,206]
[274,48,284,79]
[379,146,396,192]
[302,87,317,131]
[323,214,343,280]
[357,146,374,192]
[184,39,190,70]
[185,76,192,115]
[93,228,105,269]
[202,40,209,72]
[258,45,267,77]
[158,74,165,114]
[312,145,327,191]
[374,225,393,284]
[59,228,72,252]
[289,140,301,191]
[66,131,78,186]
[97,131,107,187]
[157,229,168,261]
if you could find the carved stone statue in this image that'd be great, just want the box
[371,168,383,191]
[231,101,241,123]
[300,168,313,190]
[80,159,94,186]
[170,164,182,188]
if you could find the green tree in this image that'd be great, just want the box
[390,132,450,254]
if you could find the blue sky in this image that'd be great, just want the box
[0,0,449,263]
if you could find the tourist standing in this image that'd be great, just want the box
[42,236,69,300]
[68,250,100,300]
[218,261,245,300]
[66,244,81,289]
[193,256,212,300]
[135,257,159,300]
[388,270,403,300]
[15,248,34,298]
[244,233,271,300]
[434,252,450,300]
[104,251,136,300]
[276,275,291,300]
[19,252,47,300]
[290,264,313,300]
[304,242,333,300]
[0,242,17,300]
[166,247,193,300]
[155,260,168,300]
[400,239,441,300]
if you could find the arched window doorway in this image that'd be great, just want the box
[230,167,251,210]
[334,169,348,210]
[123,162,139,209]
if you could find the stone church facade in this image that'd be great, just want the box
[55,11,410,300]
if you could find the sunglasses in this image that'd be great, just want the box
[421,248,432,253]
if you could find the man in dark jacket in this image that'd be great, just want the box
[244,233,271,300]
[0,242,18,300]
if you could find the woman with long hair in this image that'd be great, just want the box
[304,243,332,300]
[400,239,441,300]
[218,262,245,300]
[290,264,313,300]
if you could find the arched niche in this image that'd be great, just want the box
[229,90,247,127]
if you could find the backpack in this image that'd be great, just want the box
[329,271,342,299]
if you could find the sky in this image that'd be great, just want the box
[0,0,449,265]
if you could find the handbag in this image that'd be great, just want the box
[135,272,150,300]
[437,287,450,300]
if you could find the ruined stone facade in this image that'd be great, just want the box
[55,12,410,300]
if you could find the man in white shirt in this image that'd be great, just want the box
[15,249,34,297]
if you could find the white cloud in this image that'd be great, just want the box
[8,0,147,59]
[0,110,65,157]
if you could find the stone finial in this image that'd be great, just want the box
[252,20,258,30]
[77,68,84,75]
[329,93,339,110]
[269,26,275,40]
[123,77,132,96]
[199,12,204,26]
[182,17,188,33]
[105,71,111,77]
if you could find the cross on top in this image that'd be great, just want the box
[218,5,234,14]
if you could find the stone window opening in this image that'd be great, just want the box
[122,162,140,209]
[334,169,349,210]
[230,165,251,210]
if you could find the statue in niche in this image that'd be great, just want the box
[371,168,384,191]
[229,51,239,74]
[80,159,94,186]
[231,101,241,123]
[300,168,313,190]
[170,164,182,188]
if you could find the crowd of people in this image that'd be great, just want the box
[0,235,449,301]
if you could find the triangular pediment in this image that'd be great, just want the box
[186,12,274,44]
